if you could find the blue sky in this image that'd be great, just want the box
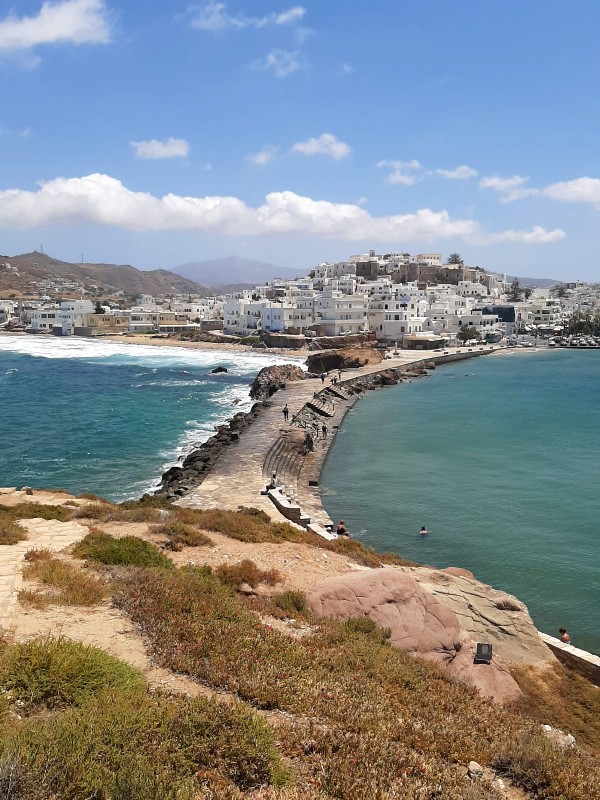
[1,0,599,280]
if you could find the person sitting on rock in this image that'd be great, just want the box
[336,520,349,537]
[267,472,280,490]
[558,627,571,644]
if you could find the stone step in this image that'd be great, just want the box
[306,398,336,418]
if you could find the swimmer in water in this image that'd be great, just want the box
[420,526,428,536]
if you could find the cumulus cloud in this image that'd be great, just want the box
[246,145,278,166]
[377,159,421,185]
[0,0,113,54]
[0,172,565,246]
[541,177,600,204]
[292,133,350,160]
[479,174,535,202]
[188,2,305,31]
[437,165,477,180]
[260,48,300,77]
[130,138,190,159]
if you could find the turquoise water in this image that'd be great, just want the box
[322,350,600,653]
[0,335,298,502]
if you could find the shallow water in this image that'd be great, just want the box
[322,350,600,653]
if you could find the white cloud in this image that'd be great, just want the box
[377,159,421,185]
[541,177,600,204]
[340,62,354,75]
[0,172,565,246]
[130,138,190,159]
[437,165,477,180]
[292,133,350,160]
[479,174,535,202]
[202,162,213,171]
[246,145,278,166]
[260,48,300,77]
[188,2,305,31]
[0,0,112,54]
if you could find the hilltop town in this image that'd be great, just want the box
[1,250,598,348]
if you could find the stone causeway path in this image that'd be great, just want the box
[0,516,89,630]
[176,352,434,528]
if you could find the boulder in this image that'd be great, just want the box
[249,364,305,400]
[211,366,228,373]
[307,569,527,704]
[305,348,383,375]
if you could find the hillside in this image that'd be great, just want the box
[0,489,599,799]
[172,255,302,286]
[0,252,209,296]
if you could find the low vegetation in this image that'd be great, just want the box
[116,565,600,800]
[272,590,308,617]
[0,637,144,712]
[152,520,214,550]
[19,549,107,608]
[215,559,282,590]
[0,639,286,799]
[512,661,600,750]
[0,503,73,548]
[72,531,173,570]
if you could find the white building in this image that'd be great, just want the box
[60,300,95,335]
[314,287,368,336]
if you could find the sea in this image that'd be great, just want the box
[321,349,600,653]
[0,335,301,502]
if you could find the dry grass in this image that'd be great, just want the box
[511,661,600,750]
[19,550,107,608]
[0,520,27,546]
[152,520,214,550]
[116,566,600,800]
[215,560,282,590]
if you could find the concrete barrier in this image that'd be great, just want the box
[540,633,600,686]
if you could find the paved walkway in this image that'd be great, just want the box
[0,518,89,630]
[175,350,467,526]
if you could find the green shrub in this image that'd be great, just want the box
[0,692,287,798]
[0,503,70,522]
[0,637,144,712]
[341,616,392,645]
[73,531,173,570]
[272,590,308,616]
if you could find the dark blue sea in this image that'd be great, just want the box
[0,335,298,502]
[322,349,600,653]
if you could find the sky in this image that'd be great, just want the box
[1,0,600,280]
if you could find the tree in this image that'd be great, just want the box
[446,253,464,264]
[507,278,524,302]
[524,287,534,300]
[94,301,104,315]
[457,325,479,342]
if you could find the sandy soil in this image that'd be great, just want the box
[0,488,87,508]
[98,521,365,594]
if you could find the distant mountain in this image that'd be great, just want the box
[172,256,301,287]
[0,252,208,296]
[504,274,562,288]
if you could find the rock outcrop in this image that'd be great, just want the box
[305,348,383,374]
[249,364,305,400]
[307,568,551,704]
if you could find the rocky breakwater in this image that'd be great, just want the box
[154,364,304,501]
[308,567,555,704]
[155,406,267,500]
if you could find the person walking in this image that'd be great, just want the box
[322,422,328,439]
[282,403,289,422]
[320,372,326,383]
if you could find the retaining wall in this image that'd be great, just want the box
[539,633,600,686]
